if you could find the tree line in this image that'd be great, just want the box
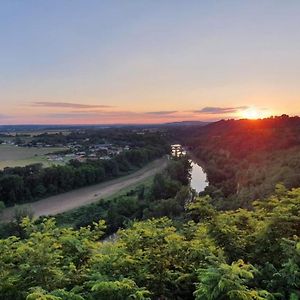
[0,144,168,207]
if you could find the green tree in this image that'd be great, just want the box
[89,278,151,300]
[0,201,5,214]
[194,259,273,300]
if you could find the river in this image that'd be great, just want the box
[170,144,208,193]
[190,160,208,193]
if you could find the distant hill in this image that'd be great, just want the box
[183,115,300,154]
[179,115,300,209]
[0,121,211,133]
[162,120,211,127]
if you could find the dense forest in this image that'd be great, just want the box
[0,117,300,299]
[0,132,169,207]
[0,184,299,299]
[177,115,300,209]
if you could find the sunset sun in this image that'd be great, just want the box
[240,108,262,119]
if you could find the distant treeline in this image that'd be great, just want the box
[175,115,300,209]
[0,143,169,207]
[29,128,168,147]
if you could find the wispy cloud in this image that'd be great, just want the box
[31,102,113,109]
[145,110,178,115]
[41,110,180,119]
[41,113,100,119]
[194,106,248,114]
[40,110,138,119]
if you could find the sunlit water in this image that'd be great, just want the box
[171,144,208,193]
[190,160,208,193]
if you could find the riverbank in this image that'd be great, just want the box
[187,150,208,174]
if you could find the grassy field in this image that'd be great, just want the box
[0,144,68,169]
[54,174,156,227]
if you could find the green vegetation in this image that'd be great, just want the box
[0,145,67,169]
[0,201,4,214]
[0,184,299,299]
[177,115,300,209]
[0,138,168,207]
[53,176,154,229]
[53,157,191,233]
[27,128,168,148]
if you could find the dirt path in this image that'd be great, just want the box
[1,157,168,222]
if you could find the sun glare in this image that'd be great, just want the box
[240,108,262,119]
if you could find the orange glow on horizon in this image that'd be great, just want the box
[239,108,271,120]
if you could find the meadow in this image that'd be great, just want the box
[0,144,67,169]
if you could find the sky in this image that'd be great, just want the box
[1,0,300,124]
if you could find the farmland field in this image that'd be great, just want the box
[0,144,68,169]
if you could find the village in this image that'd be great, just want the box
[0,132,131,167]
[46,142,131,163]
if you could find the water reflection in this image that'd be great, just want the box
[171,144,208,193]
[190,160,208,193]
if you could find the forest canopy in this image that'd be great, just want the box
[0,185,299,299]
[176,115,300,209]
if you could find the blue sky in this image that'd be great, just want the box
[1,1,300,124]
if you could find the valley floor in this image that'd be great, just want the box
[1,157,168,222]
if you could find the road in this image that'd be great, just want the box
[1,157,168,222]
